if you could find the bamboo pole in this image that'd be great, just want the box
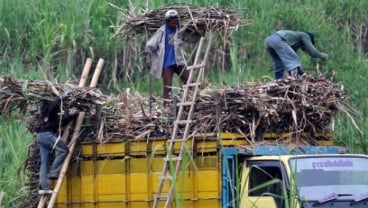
[79,58,93,87]
[37,196,48,208]
[90,59,105,87]
[46,58,104,208]
[37,58,93,208]
[61,58,93,142]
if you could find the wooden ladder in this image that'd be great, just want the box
[37,58,104,208]
[152,36,212,208]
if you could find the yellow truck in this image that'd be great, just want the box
[53,132,368,208]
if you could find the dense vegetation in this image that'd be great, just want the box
[0,0,367,207]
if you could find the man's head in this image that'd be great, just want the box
[165,9,179,29]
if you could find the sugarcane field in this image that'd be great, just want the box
[1,1,368,208]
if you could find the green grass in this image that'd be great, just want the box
[0,118,33,207]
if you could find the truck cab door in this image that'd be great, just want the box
[240,160,288,208]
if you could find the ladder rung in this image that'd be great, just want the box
[155,195,169,200]
[177,101,194,106]
[164,156,182,161]
[160,175,174,180]
[183,83,201,87]
[174,120,193,125]
[186,64,205,70]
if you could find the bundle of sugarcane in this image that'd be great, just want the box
[80,75,348,141]
[0,76,166,139]
[110,4,248,38]
[0,75,351,142]
[193,75,346,138]
[0,76,107,116]
[81,89,169,140]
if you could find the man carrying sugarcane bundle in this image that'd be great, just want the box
[34,92,78,194]
[264,30,329,79]
[145,9,189,107]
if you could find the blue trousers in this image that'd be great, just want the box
[264,33,301,79]
[36,131,69,190]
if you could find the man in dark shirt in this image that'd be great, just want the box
[35,94,78,194]
[264,30,328,79]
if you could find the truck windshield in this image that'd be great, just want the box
[289,156,368,201]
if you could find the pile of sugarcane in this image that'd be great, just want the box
[193,76,345,138]
[0,75,348,142]
[111,4,248,38]
[0,76,106,115]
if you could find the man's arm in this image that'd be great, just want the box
[301,33,325,59]
[145,29,164,54]
[144,29,164,68]
[61,112,79,126]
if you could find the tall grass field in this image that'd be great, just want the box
[0,0,368,207]
[0,118,32,207]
